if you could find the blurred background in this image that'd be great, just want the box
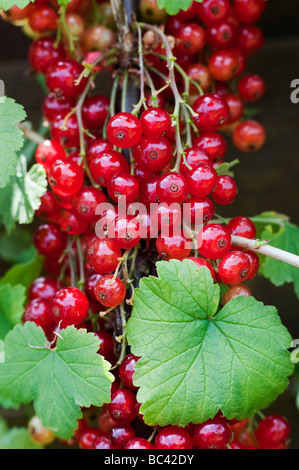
[0,0,299,449]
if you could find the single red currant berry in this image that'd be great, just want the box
[36,190,61,222]
[188,257,216,280]
[22,299,56,336]
[109,425,136,449]
[98,409,119,434]
[86,138,113,163]
[124,438,155,449]
[209,49,239,82]
[233,120,266,152]
[72,186,107,223]
[119,354,140,391]
[49,160,84,197]
[140,175,160,205]
[222,284,253,305]
[140,107,171,138]
[184,196,215,226]
[197,0,231,25]
[133,136,172,173]
[232,0,266,24]
[59,210,88,236]
[206,21,237,50]
[193,131,227,162]
[89,150,129,187]
[107,112,142,148]
[94,275,126,308]
[255,415,290,449]
[227,216,257,239]
[155,426,193,450]
[223,93,244,123]
[34,223,67,257]
[156,172,188,204]
[50,114,81,148]
[177,23,206,55]
[180,148,210,176]
[192,93,230,131]
[79,428,103,449]
[35,139,66,173]
[218,251,250,284]
[187,163,218,198]
[193,417,232,449]
[50,287,89,327]
[93,433,116,449]
[28,276,62,302]
[211,175,238,205]
[152,203,181,233]
[198,224,232,260]
[107,389,138,425]
[186,63,212,94]
[108,173,140,204]
[28,37,65,74]
[238,74,266,102]
[243,250,260,280]
[237,25,264,56]
[42,93,75,123]
[28,5,58,33]
[46,59,88,99]
[85,273,102,303]
[109,216,141,250]
[156,233,191,261]
[94,330,117,364]
[82,94,110,130]
[86,238,122,275]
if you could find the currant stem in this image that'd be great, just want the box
[17,123,46,145]
[231,235,299,268]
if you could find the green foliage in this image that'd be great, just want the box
[0,97,26,189]
[157,0,202,15]
[0,417,43,449]
[0,254,44,291]
[0,227,36,264]
[127,260,294,427]
[0,323,114,439]
[0,283,26,340]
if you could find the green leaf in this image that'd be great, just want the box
[0,283,26,340]
[215,159,239,177]
[0,427,43,449]
[0,227,36,264]
[0,255,44,291]
[0,97,26,188]
[0,323,114,439]
[157,0,194,15]
[0,395,21,410]
[127,259,294,427]
[0,155,47,233]
[260,222,299,299]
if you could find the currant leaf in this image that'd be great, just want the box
[0,254,43,291]
[0,283,26,340]
[0,323,114,440]
[0,227,36,264]
[215,159,239,177]
[157,0,202,15]
[0,155,47,233]
[0,423,43,449]
[0,0,71,10]
[0,97,26,188]
[127,259,294,427]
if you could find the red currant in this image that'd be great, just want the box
[209,49,239,82]
[72,187,107,223]
[108,173,140,204]
[107,113,142,148]
[188,256,216,280]
[187,163,218,198]
[35,139,66,173]
[94,275,126,308]
[89,150,129,187]
[192,93,230,131]
[156,233,191,261]
[227,216,257,239]
[45,59,88,99]
[107,389,138,425]
[50,114,81,148]
[34,223,67,258]
[232,0,266,24]
[233,120,266,152]
[193,417,232,449]
[255,415,290,449]
[50,287,89,327]
[28,276,62,302]
[49,160,84,197]
[94,330,117,364]
[155,426,193,449]
[119,354,140,391]
[109,425,136,449]
[28,37,65,74]
[218,251,250,284]
[238,74,266,102]
[193,131,227,162]
[177,23,206,55]
[86,238,122,275]
[22,299,56,336]
[222,284,253,305]
[59,210,88,236]
[197,0,231,25]
[198,224,232,259]
[140,107,171,138]
[82,94,110,130]
[42,93,75,123]
[211,175,238,205]
[124,438,155,449]
[133,136,172,173]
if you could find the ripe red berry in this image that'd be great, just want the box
[28,276,62,302]
[193,131,227,162]
[28,5,58,33]
[22,299,56,336]
[180,148,210,175]
[82,94,110,130]
[222,284,253,305]
[155,426,193,449]
[233,120,266,152]
[49,160,84,197]
[156,233,191,261]
[193,417,232,449]
[224,93,244,123]
[157,172,188,204]
[187,163,218,198]
[72,187,107,223]
[209,49,239,82]
[50,287,89,328]
[243,250,260,280]
[86,238,122,275]
[192,93,230,131]
[89,150,129,187]
[140,107,171,138]
[107,389,138,425]
[211,175,238,205]
[93,433,116,449]
[232,0,266,24]
[86,138,113,163]
[186,63,212,94]
[42,93,74,123]
[237,25,264,56]
[238,74,266,102]
[133,136,172,173]
[119,354,140,391]
[198,224,232,260]
[124,438,154,449]
[107,112,142,148]
[197,0,231,25]
[177,23,206,55]
[59,210,88,236]
[188,256,216,280]
[45,59,88,99]
[34,223,67,258]
[108,173,140,204]
[109,215,141,249]
[109,425,136,449]
[185,196,215,225]
[94,275,126,308]
[227,216,257,239]
[206,21,236,49]
[218,251,250,284]
[255,415,290,449]
[28,37,65,74]
[94,330,117,364]
[50,114,81,148]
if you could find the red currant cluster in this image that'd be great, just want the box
[4,0,290,450]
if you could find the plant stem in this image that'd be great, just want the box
[17,123,46,145]
[231,235,299,268]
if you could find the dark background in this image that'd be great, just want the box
[1,0,299,449]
